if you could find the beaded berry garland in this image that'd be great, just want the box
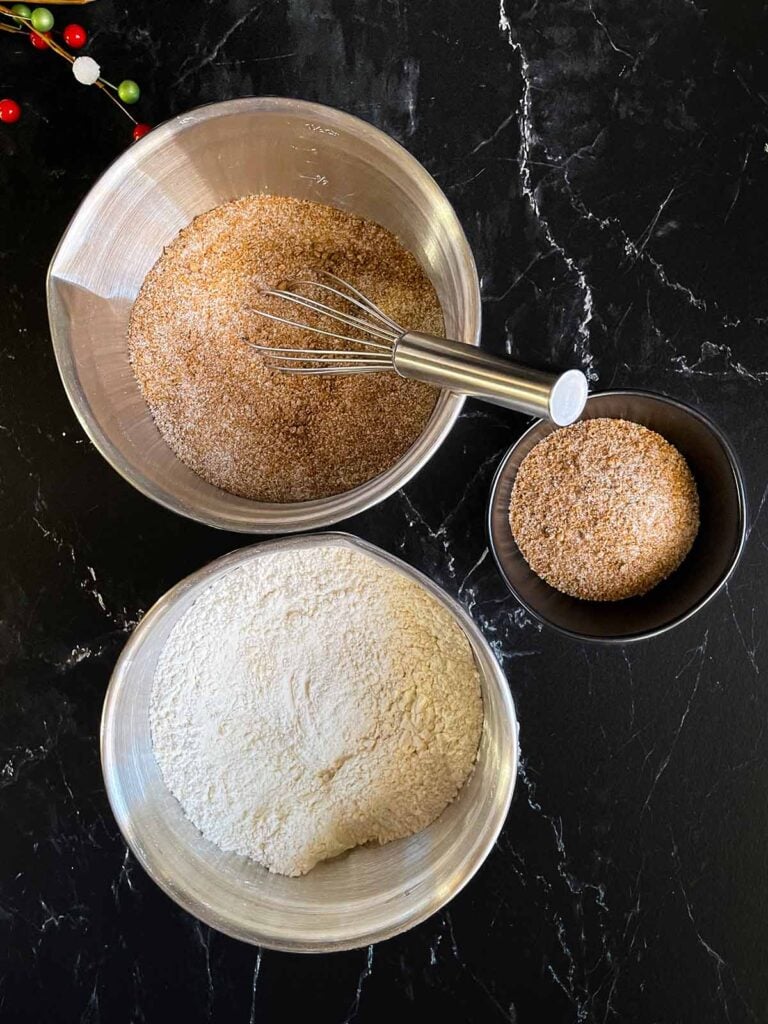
[0,1,151,141]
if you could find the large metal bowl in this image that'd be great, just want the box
[47,98,481,532]
[488,390,747,643]
[101,534,518,952]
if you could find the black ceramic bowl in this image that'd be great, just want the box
[488,390,747,643]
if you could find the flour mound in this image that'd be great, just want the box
[150,545,483,876]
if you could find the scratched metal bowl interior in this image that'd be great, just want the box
[488,390,747,643]
[101,533,518,953]
[47,97,481,533]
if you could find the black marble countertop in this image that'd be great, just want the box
[2,1,768,1021]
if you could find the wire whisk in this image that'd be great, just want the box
[247,272,402,374]
[247,271,588,425]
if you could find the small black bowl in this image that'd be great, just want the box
[487,390,747,644]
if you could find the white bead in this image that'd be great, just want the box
[72,56,101,86]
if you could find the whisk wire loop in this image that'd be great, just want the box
[300,272,406,334]
[262,289,396,346]
[249,271,404,375]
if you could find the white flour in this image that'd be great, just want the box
[150,544,483,876]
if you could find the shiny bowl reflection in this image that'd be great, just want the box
[101,533,518,952]
[47,97,480,533]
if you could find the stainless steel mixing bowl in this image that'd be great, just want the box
[488,390,747,643]
[101,533,518,952]
[47,97,481,533]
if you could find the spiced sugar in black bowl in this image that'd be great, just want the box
[487,390,747,644]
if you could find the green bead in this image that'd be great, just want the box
[117,79,141,105]
[30,7,54,32]
[11,4,32,22]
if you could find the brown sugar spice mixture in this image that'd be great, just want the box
[128,195,442,502]
[509,418,700,601]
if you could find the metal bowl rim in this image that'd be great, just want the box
[486,388,749,645]
[100,531,519,951]
[47,96,481,534]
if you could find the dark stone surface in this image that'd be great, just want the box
[1,0,767,1020]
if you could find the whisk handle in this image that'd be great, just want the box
[393,332,588,425]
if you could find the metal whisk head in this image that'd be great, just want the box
[247,271,403,374]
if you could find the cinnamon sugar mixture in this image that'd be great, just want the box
[128,196,442,502]
[509,418,700,601]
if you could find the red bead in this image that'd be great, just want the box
[0,99,21,124]
[29,31,50,49]
[132,123,152,142]
[62,23,87,49]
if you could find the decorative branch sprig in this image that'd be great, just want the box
[0,2,150,140]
